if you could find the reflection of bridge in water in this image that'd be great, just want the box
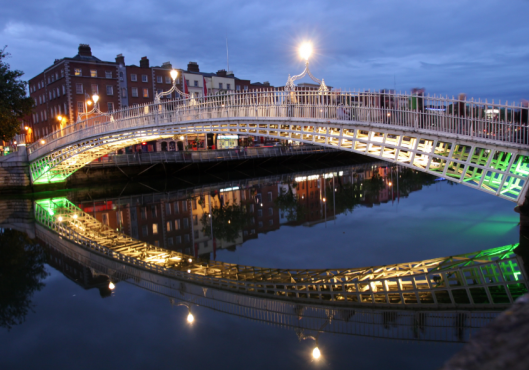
[36,221,501,344]
[35,197,528,317]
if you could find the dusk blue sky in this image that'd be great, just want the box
[2,1,529,101]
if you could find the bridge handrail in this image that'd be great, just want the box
[27,89,529,158]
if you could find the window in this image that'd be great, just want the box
[90,70,97,78]
[186,79,190,87]
[38,82,40,89]
[116,211,123,225]
[249,204,254,212]
[268,192,273,202]
[219,83,223,89]
[244,86,248,91]
[76,83,83,94]
[55,72,58,80]
[77,102,84,113]
[182,201,187,212]
[157,76,162,83]
[168,237,174,246]
[184,234,190,242]
[175,219,181,230]
[49,92,52,100]
[166,221,172,231]
[183,218,189,228]
[258,221,263,228]
[151,205,157,218]
[268,207,273,216]
[143,88,149,98]
[105,71,112,78]
[142,225,148,236]
[243,230,248,236]
[227,84,231,90]
[64,103,67,114]
[268,219,274,226]
[131,74,137,82]
[257,209,263,217]
[194,230,199,238]
[131,87,138,97]
[106,85,113,95]
[101,213,109,225]
[142,75,148,82]
[91,84,99,94]
[62,85,66,94]
[193,215,198,225]
[56,87,60,96]
[165,76,171,84]
[194,80,198,87]
[203,241,208,248]
[121,88,126,98]
[192,198,197,210]
[140,207,147,220]
[174,202,179,213]
[47,77,50,84]
[107,102,114,112]
[152,224,158,234]
[60,70,64,78]
[176,236,182,244]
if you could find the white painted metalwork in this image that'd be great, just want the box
[27,89,529,202]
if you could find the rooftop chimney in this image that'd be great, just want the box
[217,69,227,77]
[116,54,125,65]
[187,61,199,72]
[140,56,150,68]
[78,44,92,57]
[161,61,172,69]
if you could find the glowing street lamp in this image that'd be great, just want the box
[312,347,321,360]
[155,69,189,103]
[285,41,328,93]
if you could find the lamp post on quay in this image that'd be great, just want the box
[285,42,329,93]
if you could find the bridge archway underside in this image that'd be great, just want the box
[36,198,529,309]
[30,117,529,203]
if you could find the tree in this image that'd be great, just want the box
[0,47,34,142]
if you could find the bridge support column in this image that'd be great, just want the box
[0,149,31,192]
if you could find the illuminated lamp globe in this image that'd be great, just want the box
[92,94,99,104]
[312,347,321,360]
[299,43,313,61]
[40,140,45,144]
[24,126,29,130]
[170,69,178,81]
[108,282,115,290]
[187,313,194,324]
[57,115,62,121]
[86,100,92,106]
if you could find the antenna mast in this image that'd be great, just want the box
[226,37,230,71]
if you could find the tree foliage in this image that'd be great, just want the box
[0,47,34,142]
[0,229,48,331]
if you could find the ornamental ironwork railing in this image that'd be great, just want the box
[28,89,529,160]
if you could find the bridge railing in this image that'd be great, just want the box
[27,89,529,158]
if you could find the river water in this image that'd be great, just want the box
[0,162,521,370]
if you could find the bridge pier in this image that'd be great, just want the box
[0,149,32,193]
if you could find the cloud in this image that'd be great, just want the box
[1,0,528,101]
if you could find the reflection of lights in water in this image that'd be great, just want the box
[108,282,115,290]
[187,313,194,324]
[73,214,78,219]
[58,216,63,222]
[187,269,191,273]
[312,347,321,360]
[188,258,192,263]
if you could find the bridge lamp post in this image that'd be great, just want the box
[83,94,101,121]
[154,69,189,104]
[285,42,329,93]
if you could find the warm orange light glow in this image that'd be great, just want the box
[187,313,194,324]
[24,126,29,130]
[323,198,326,202]
[57,115,63,121]
[170,69,178,81]
[108,282,115,290]
[312,347,321,359]
[86,100,93,106]
[40,140,45,144]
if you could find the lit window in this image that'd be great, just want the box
[105,71,112,78]
[131,87,138,97]
[157,76,162,83]
[106,85,113,95]
[166,221,172,231]
[131,74,137,82]
[142,75,148,82]
[90,70,97,78]
[91,84,99,94]
[153,223,158,234]
[175,219,180,230]
[143,88,149,98]
[76,83,83,94]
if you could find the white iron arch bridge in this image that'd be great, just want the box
[27,89,529,203]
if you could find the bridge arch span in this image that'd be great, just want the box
[28,90,529,203]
